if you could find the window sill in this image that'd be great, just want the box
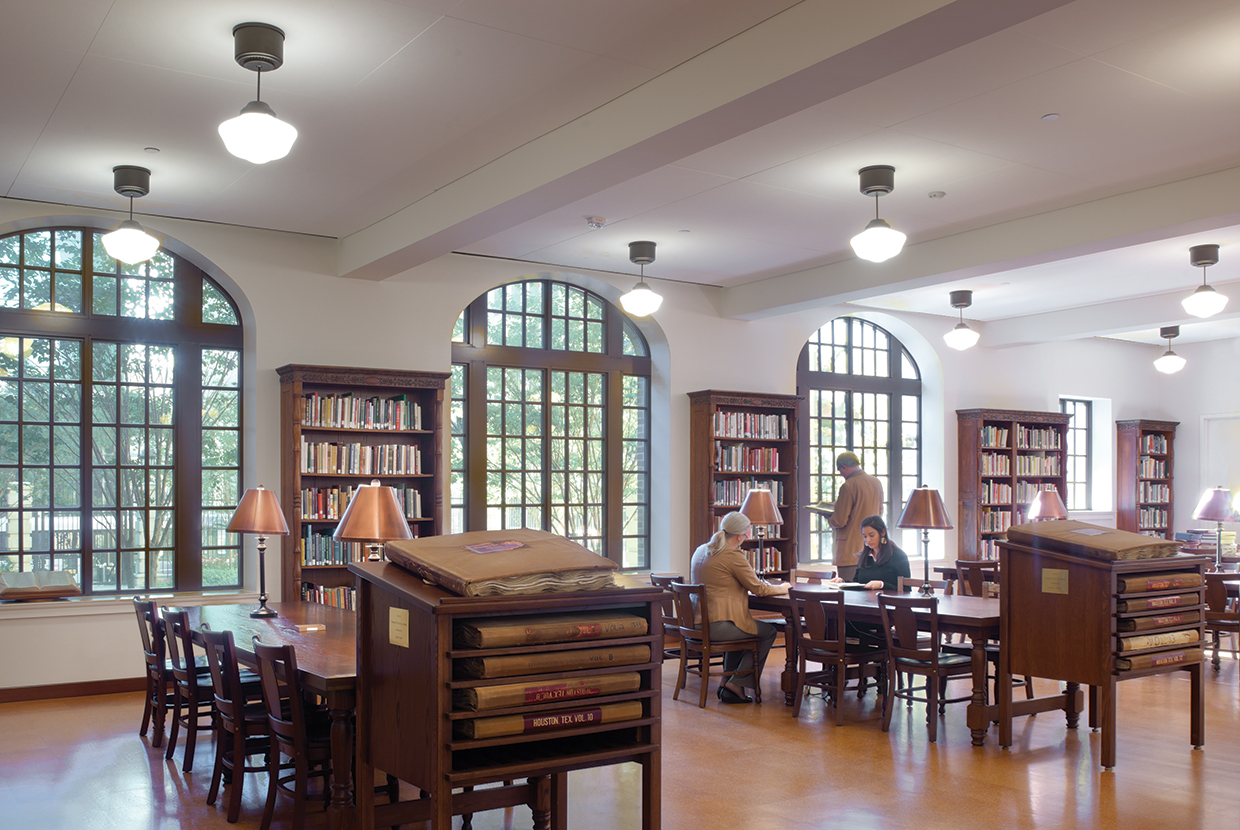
[0,590,260,621]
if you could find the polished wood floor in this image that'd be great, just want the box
[1,655,1236,830]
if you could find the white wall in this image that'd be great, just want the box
[0,198,1232,689]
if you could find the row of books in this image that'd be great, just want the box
[300,392,422,430]
[1137,482,1170,504]
[978,425,1009,448]
[1138,507,1169,530]
[980,507,1013,533]
[712,515,779,538]
[1014,426,1061,450]
[301,582,356,610]
[1015,481,1055,502]
[1140,434,1169,454]
[300,484,423,520]
[981,481,1011,503]
[978,538,1001,560]
[714,443,780,473]
[1015,455,1060,476]
[301,439,422,475]
[301,528,365,566]
[980,453,1011,475]
[744,544,782,574]
[1138,457,1168,478]
[712,410,789,440]
[711,479,784,506]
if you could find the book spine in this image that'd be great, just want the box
[1116,629,1199,652]
[1116,593,1194,612]
[466,616,649,648]
[457,644,652,679]
[454,672,642,711]
[1116,573,1201,593]
[1115,648,1202,671]
[456,700,644,740]
[1116,611,1199,632]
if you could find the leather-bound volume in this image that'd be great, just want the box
[1116,629,1199,652]
[1005,520,1180,561]
[1116,593,1198,612]
[1115,648,1203,671]
[455,644,651,679]
[455,700,644,739]
[455,612,648,649]
[453,672,642,711]
[385,529,617,596]
[0,571,81,600]
[1115,572,1203,593]
[1116,610,1200,632]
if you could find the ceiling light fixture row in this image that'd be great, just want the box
[943,290,980,351]
[1181,244,1227,318]
[850,165,907,263]
[1153,325,1186,374]
[620,241,663,317]
[219,23,299,164]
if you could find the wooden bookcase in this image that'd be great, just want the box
[688,390,800,578]
[1116,419,1178,538]
[350,561,662,829]
[956,408,1070,561]
[999,540,1207,769]
[277,364,449,607]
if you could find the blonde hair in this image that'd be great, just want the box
[707,511,751,555]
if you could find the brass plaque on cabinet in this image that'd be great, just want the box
[389,607,410,648]
[1041,568,1069,595]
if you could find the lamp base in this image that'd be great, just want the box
[250,604,277,619]
[918,582,936,596]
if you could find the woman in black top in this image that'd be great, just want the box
[851,515,910,590]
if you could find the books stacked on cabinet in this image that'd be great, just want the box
[1116,420,1177,539]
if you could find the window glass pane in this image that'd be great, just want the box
[202,279,239,325]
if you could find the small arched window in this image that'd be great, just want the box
[450,279,651,567]
[0,228,243,593]
[797,317,921,561]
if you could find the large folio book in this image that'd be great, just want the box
[1005,520,1180,561]
[385,529,617,596]
[0,571,81,600]
[1116,629,1199,652]
[455,700,644,739]
[1115,649,1203,671]
[456,644,652,679]
[455,612,648,648]
[1115,572,1203,593]
[1116,610,1201,632]
[1116,593,1198,612]
[453,672,642,711]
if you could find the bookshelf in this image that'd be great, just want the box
[1116,419,1178,538]
[277,364,449,607]
[688,390,801,578]
[956,408,1070,561]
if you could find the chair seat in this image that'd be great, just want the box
[901,652,972,669]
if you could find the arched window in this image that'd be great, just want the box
[0,228,243,593]
[451,279,651,567]
[797,317,921,562]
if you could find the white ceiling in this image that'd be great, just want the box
[3,0,1239,346]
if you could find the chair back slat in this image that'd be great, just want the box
[955,560,1000,597]
[789,587,847,659]
[649,574,682,633]
[202,627,247,724]
[878,593,940,660]
[254,640,304,749]
[133,598,164,666]
[670,582,709,651]
[790,568,836,585]
[898,576,953,595]
[162,607,193,677]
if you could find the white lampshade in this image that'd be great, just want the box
[943,322,980,351]
[219,100,298,164]
[101,219,160,265]
[850,218,906,263]
[1181,284,1228,318]
[1154,348,1186,374]
[620,281,662,316]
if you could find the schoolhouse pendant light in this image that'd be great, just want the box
[620,240,663,317]
[849,165,907,263]
[1153,325,1186,374]
[218,23,298,164]
[1181,244,1227,318]
[942,289,980,350]
[101,166,160,265]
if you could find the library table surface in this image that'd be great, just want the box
[750,587,1074,746]
[180,602,356,830]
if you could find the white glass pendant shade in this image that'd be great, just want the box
[620,281,662,316]
[219,100,298,164]
[943,322,980,351]
[101,219,160,265]
[1154,349,1186,374]
[850,218,907,263]
[1181,283,1228,318]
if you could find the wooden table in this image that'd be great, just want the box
[751,587,1079,746]
[181,602,357,830]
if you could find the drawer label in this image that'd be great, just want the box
[1041,568,1069,595]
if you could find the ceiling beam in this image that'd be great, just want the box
[337,0,1072,281]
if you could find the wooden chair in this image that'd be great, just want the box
[133,598,171,748]
[202,627,273,824]
[877,593,972,743]
[649,574,684,661]
[790,567,836,584]
[955,560,999,597]
[161,607,219,773]
[670,582,763,708]
[1204,573,1240,671]
[898,576,953,595]
[788,587,886,723]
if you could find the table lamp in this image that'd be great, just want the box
[334,480,413,562]
[1192,486,1236,572]
[740,488,782,575]
[898,486,953,595]
[1027,487,1068,521]
[227,486,289,618]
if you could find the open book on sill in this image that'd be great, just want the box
[0,571,81,601]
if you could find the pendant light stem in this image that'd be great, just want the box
[256,68,262,103]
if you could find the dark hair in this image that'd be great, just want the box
[860,515,895,566]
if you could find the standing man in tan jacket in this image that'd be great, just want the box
[827,452,885,581]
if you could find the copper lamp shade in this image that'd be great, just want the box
[334,480,412,561]
[739,489,783,526]
[1027,487,1068,521]
[897,486,953,530]
[227,486,288,618]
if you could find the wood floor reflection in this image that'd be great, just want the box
[1,656,1236,830]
